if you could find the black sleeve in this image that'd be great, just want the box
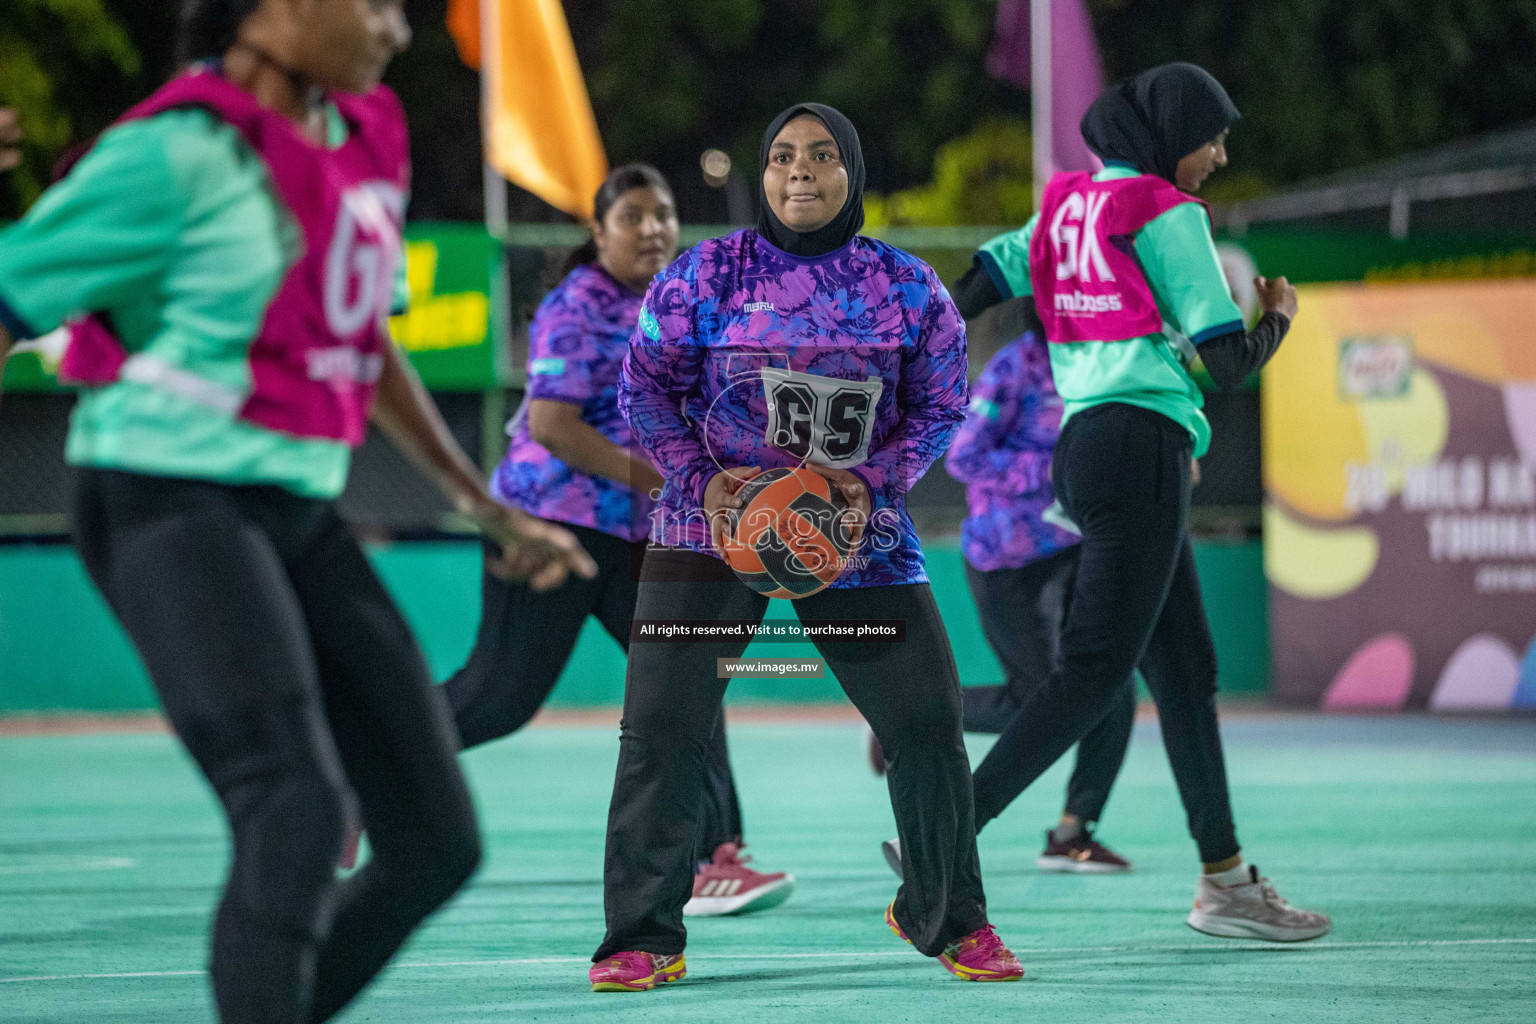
[954,257,1007,319]
[1198,311,1291,391]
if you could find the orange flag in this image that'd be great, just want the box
[446,0,608,219]
[446,0,481,67]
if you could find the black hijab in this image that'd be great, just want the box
[757,103,866,257]
[1080,62,1239,185]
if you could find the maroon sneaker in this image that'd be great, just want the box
[338,819,362,870]
[1037,827,1132,874]
[683,842,795,916]
[866,728,888,776]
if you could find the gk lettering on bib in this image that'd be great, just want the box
[1028,172,1198,344]
[761,367,883,469]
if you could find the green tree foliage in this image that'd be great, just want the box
[0,0,139,211]
[865,117,1034,227]
[564,0,1012,221]
[8,1,1536,225]
[383,0,485,220]
[1090,0,1536,187]
[874,0,1536,222]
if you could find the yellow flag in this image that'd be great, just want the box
[448,0,608,219]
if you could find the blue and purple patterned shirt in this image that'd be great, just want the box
[619,229,969,587]
[493,264,655,542]
[947,333,1080,572]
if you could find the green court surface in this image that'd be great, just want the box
[2,712,1534,1023]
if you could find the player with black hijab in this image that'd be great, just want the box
[587,102,1023,991]
[947,63,1331,942]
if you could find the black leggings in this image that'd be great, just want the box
[962,546,1135,825]
[72,469,480,1024]
[595,547,987,961]
[442,526,743,852]
[968,404,1240,864]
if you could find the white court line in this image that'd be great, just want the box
[0,857,136,875]
[1,970,205,984]
[3,937,1533,985]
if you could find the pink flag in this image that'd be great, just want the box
[987,0,1105,174]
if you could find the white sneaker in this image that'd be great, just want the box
[880,837,903,880]
[1186,866,1331,942]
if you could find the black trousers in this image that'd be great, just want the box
[595,547,987,961]
[968,404,1241,864]
[72,470,480,1024]
[442,526,742,852]
[962,546,1135,825]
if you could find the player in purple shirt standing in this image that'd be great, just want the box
[871,329,1135,877]
[443,165,792,918]
[588,104,1023,993]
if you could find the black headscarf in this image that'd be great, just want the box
[1080,62,1240,185]
[756,103,866,257]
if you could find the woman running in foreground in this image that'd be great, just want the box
[0,1,592,1020]
[952,62,1330,942]
[587,102,1023,993]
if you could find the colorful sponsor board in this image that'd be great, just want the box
[387,223,507,390]
[1,223,505,394]
[1263,278,1536,711]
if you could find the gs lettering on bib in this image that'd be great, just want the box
[761,367,883,469]
[322,182,404,339]
[1027,172,1198,344]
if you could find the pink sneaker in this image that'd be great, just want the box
[589,951,686,992]
[683,842,795,917]
[886,901,1024,982]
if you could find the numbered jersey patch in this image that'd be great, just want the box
[761,367,883,469]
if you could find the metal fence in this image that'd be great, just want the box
[0,225,1260,540]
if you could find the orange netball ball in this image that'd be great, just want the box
[721,467,857,599]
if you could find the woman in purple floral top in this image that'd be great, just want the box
[443,166,790,916]
[590,105,1023,992]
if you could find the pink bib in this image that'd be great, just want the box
[1028,172,1198,344]
[60,68,410,447]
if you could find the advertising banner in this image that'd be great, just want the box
[1263,279,1536,711]
[1,223,506,394]
[388,223,507,390]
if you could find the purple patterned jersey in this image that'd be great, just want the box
[620,229,969,587]
[946,332,1081,572]
[493,264,654,541]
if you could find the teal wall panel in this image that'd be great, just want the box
[0,548,153,712]
[0,538,1267,714]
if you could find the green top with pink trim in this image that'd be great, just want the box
[976,164,1244,457]
[0,103,408,499]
